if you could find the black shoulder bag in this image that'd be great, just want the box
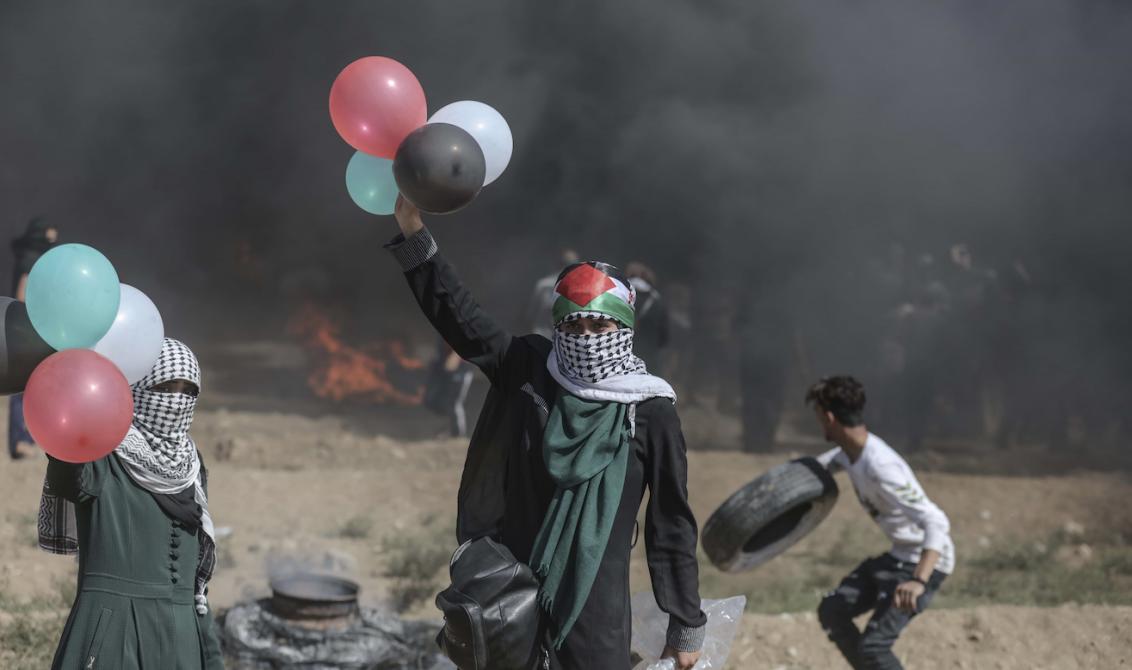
[435,537,543,670]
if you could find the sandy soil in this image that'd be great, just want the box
[2,403,1131,669]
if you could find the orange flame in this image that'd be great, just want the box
[287,303,424,405]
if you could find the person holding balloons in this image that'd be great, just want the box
[330,56,704,668]
[39,338,224,670]
[385,197,707,670]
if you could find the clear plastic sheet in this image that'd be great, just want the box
[630,590,747,670]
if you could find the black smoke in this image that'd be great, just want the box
[2,0,1130,447]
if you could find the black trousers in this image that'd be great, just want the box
[817,554,947,670]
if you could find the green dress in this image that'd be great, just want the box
[45,453,225,670]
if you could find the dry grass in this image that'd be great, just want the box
[382,514,455,613]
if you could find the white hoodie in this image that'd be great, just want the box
[818,433,955,574]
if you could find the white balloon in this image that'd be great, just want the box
[428,101,514,186]
[92,284,165,386]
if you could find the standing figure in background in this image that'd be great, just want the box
[625,262,669,374]
[9,217,57,459]
[808,376,954,670]
[662,282,693,393]
[736,292,792,454]
[423,339,477,438]
[523,249,580,339]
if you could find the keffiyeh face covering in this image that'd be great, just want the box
[549,261,647,384]
[118,339,202,481]
[552,311,647,383]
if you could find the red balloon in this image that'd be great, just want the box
[24,349,134,463]
[329,57,427,159]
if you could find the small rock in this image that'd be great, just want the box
[392,448,407,459]
[0,611,12,627]
[777,612,795,623]
[323,549,357,573]
[801,611,816,623]
[281,538,298,551]
[786,646,799,658]
[371,544,385,555]
[1055,544,1094,569]
[1033,542,1048,554]
[969,631,984,642]
[980,510,992,520]
[394,519,405,530]
[978,536,991,549]
[1063,520,1086,537]
[214,438,237,462]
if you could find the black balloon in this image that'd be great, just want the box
[0,297,56,395]
[393,123,487,214]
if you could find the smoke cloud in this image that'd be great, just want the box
[2,0,1130,442]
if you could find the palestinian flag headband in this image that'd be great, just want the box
[552,261,636,329]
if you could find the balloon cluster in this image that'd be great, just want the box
[2,245,165,463]
[330,57,513,215]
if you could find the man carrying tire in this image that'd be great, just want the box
[806,375,954,670]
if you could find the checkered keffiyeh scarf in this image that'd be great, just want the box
[552,311,647,384]
[39,339,217,615]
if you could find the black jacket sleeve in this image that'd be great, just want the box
[45,456,103,504]
[642,400,708,650]
[386,226,518,388]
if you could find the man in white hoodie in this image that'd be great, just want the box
[808,375,954,670]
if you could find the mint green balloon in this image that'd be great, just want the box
[345,151,399,215]
[25,244,121,351]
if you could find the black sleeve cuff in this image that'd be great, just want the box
[667,616,706,652]
[384,226,438,271]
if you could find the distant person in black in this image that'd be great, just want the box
[423,338,477,438]
[386,197,706,670]
[736,293,792,454]
[9,217,57,459]
[625,262,669,373]
[523,248,581,340]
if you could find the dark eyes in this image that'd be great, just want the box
[152,384,199,397]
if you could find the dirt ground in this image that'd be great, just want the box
[2,400,1131,669]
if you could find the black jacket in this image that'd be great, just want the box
[386,228,706,665]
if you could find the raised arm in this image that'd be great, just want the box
[642,402,707,664]
[385,196,518,387]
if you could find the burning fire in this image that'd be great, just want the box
[287,303,424,405]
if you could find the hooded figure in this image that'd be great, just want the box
[39,338,224,670]
[386,202,706,670]
[9,217,57,459]
[11,216,57,296]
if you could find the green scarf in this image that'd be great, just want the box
[529,388,631,648]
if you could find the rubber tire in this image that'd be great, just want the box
[701,457,839,573]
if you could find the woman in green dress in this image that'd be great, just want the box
[38,338,225,669]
